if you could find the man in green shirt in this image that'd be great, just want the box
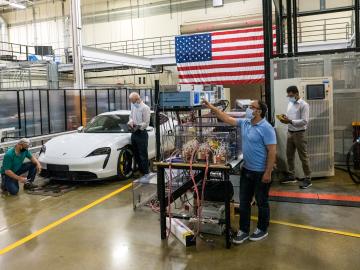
[1,138,42,195]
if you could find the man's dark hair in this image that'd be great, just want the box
[287,85,299,95]
[257,100,268,118]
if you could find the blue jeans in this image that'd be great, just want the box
[1,163,36,195]
[239,167,271,233]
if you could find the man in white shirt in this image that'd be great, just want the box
[279,86,312,189]
[128,92,151,176]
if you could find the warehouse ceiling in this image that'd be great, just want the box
[2,0,245,25]
[0,0,34,11]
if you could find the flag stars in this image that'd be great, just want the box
[175,33,212,63]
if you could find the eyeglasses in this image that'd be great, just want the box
[249,105,261,110]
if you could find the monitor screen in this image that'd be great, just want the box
[306,84,325,100]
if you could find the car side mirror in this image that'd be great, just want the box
[77,126,84,132]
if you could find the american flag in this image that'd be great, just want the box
[175,26,275,85]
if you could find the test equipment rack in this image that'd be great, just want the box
[153,80,241,249]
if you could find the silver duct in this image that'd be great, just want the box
[180,15,274,34]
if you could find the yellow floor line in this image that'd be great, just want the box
[0,182,133,256]
[251,216,360,238]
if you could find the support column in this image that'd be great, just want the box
[70,0,85,89]
[262,0,273,123]
[32,7,38,45]
[47,62,59,89]
[292,0,298,54]
[279,0,284,54]
[356,0,360,49]
[286,0,293,55]
[62,0,71,64]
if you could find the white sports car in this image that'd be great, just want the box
[39,110,171,181]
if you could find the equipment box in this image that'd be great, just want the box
[159,91,201,108]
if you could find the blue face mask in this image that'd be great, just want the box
[132,102,140,108]
[288,97,296,103]
[246,107,255,120]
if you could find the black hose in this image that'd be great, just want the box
[346,138,360,184]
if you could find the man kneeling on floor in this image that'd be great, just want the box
[1,138,42,195]
[203,99,276,244]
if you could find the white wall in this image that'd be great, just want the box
[2,0,355,49]
[2,0,262,50]
[297,0,353,12]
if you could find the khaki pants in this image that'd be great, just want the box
[286,131,311,178]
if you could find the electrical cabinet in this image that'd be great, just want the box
[273,77,334,178]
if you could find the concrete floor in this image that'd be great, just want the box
[271,169,360,196]
[0,176,360,270]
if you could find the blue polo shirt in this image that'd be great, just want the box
[237,118,276,172]
[1,147,33,174]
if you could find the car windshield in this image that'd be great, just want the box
[84,115,130,133]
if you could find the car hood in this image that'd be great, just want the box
[44,132,129,159]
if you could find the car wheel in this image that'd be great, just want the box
[117,147,135,179]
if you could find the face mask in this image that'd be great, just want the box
[245,107,255,120]
[288,97,296,103]
[132,101,140,108]
[20,148,27,153]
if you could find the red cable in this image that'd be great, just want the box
[166,150,181,239]
[189,147,200,238]
[195,148,210,237]
[166,161,173,239]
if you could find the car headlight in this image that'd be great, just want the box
[86,147,111,157]
[39,145,46,155]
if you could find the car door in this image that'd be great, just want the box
[147,113,156,158]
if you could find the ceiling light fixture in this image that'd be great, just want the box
[8,1,26,9]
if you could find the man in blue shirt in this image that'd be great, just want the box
[1,138,42,195]
[203,99,276,244]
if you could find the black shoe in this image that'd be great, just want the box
[1,183,7,193]
[133,171,144,178]
[232,231,249,244]
[24,182,38,190]
[249,228,268,241]
[280,177,297,184]
[299,178,312,189]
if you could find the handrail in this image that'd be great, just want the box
[0,14,355,63]
[298,15,353,24]
[293,15,353,44]
[0,130,77,149]
[0,130,78,161]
